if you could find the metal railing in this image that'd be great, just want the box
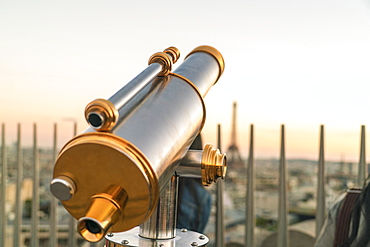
[0,122,106,247]
[213,124,367,247]
[0,122,367,246]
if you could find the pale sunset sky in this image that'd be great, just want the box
[1,0,370,162]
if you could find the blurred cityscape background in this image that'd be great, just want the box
[0,102,366,246]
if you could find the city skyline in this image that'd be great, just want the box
[1,0,370,161]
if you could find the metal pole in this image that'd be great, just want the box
[216,124,225,247]
[69,122,78,247]
[316,125,326,238]
[31,123,39,247]
[139,175,178,239]
[358,125,366,186]
[14,123,22,247]
[245,124,255,247]
[1,123,6,247]
[277,124,290,247]
[50,123,58,247]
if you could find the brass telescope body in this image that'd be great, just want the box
[51,46,225,243]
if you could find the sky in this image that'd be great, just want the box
[1,0,370,162]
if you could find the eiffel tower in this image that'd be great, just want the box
[227,101,243,165]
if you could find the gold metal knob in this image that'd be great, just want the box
[50,175,76,201]
[201,144,227,186]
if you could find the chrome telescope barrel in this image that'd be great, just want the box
[50,45,225,243]
[85,47,180,131]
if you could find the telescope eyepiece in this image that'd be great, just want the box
[78,217,107,242]
[85,220,101,234]
[77,185,128,242]
[88,112,104,129]
[84,98,118,131]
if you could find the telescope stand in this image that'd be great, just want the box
[105,175,209,247]
[50,46,226,246]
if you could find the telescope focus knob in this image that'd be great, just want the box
[201,144,227,186]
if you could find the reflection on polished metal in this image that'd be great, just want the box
[176,149,203,178]
[185,45,225,84]
[85,47,180,131]
[201,144,227,186]
[105,227,209,247]
[51,45,225,242]
[176,144,227,186]
[139,176,178,240]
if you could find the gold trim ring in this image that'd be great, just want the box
[54,132,159,233]
[84,98,118,132]
[201,144,227,186]
[148,52,173,76]
[185,45,225,84]
[148,47,180,76]
[169,72,206,134]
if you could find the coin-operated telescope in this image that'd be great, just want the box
[50,45,227,246]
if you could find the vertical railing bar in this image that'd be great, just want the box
[316,125,326,238]
[31,123,39,247]
[50,123,58,247]
[245,124,255,247]
[69,122,78,247]
[14,123,22,247]
[74,122,77,136]
[277,124,290,247]
[1,123,6,247]
[358,125,366,186]
[215,124,225,247]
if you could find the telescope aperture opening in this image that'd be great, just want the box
[88,112,104,128]
[85,219,102,234]
[78,216,107,242]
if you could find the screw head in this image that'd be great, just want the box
[191,242,198,246]
[121,239,129,245]
[199,235,205,240]
[107,233,114,237]
[181,228,188,232]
